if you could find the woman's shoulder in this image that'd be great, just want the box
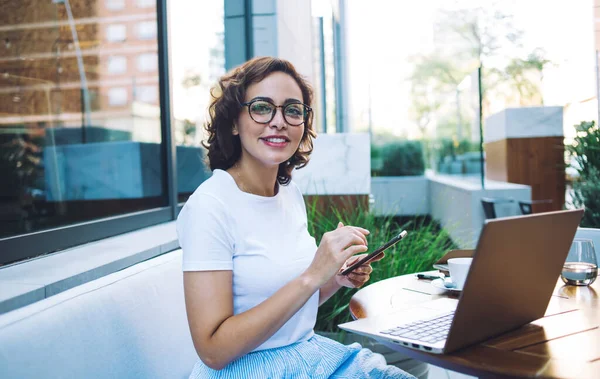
[184,170,235,208]
[285,179,304,202]
[192,169,234,195]
[177,171,236,231]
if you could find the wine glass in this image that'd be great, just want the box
[561,239,598,286]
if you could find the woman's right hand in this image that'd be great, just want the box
[305,222,370,287]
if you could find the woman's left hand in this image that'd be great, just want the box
[335,253,384,288]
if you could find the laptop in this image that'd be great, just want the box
[338,209,584,354]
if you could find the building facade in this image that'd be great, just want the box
[0,0,341,266]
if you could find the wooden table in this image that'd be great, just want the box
[349,271,600,378]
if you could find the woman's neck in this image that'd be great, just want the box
[228,160,279,197]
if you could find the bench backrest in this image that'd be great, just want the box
[0,250,197,379]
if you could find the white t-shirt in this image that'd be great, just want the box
[176,169,319,351]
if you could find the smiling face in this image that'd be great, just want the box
[234,71,306,171]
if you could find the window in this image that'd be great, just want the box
[106,0,125,10]
[106,24,127,42]
[136,85,158,103]
[137,21,157,40]
[108,87,128,106]
[170,0,225,202]
[137,53,158,72]
[107,56,127,74]
[0,0,169,266]
[136,0,155,8]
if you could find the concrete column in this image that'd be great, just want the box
[224,0,313,80]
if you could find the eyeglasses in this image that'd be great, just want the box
[241,98,311,126]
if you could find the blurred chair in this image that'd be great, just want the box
[480,197,515,219]
[518,199,553,215]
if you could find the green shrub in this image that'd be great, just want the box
[571,167,600,227]
[371,141,425,177]
[0,125,44,198]
[370,143,384,172]
[306,198,456,333]
[434,138,479,161]
[567,121,600,227]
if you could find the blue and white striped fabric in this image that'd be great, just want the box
[189,333,414,378]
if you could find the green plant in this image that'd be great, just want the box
[371,141,425,177]
[571,167,600,228]
[306,197,456,333]
[0,126,44,197]
[370,143,383,172]
[434,138,479,161]
[567,121,600,227]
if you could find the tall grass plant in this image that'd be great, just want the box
[306,197,456,332]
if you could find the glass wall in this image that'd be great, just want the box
[170,0,225,202]
[0,0,166,263]
[347,0,595,198]
[311,0,342,134]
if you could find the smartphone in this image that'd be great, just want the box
[339,230,407,276]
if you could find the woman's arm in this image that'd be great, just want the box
[317,222,358,305]
[318,223,383,306]
[184,225,369,370]
[318,275,342,306]
[184,269,319,370]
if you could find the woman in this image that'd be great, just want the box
[177,57,413,378]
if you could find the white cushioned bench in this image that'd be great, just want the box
[0,250,198,379]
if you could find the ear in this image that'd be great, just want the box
[232,124,239,136]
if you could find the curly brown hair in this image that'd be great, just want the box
[202,56,316,185]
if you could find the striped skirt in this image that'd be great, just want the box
[189,333,414,378]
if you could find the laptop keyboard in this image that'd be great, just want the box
[380,311,454,344]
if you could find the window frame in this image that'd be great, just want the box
[0,0,177,266]
[137,20,158,40]
[105,0,125,11]
[136,0,155,9]
[137,53,158,72]
[105,24,127,42]
[136,85,159,103]
[108,86,128,105]
[107,55,128,74]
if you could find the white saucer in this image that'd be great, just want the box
[431,278,463,292]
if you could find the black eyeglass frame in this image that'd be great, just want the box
[240,98,312,126]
